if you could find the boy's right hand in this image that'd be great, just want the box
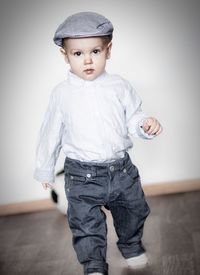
[42,182,53,190]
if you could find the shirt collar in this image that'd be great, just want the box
[67,70,108,87]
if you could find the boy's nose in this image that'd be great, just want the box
[84,54,93,65]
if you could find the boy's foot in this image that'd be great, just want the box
[126,253,148,268]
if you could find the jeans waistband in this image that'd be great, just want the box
[64,152,131,177]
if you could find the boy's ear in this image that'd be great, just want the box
[106,42,112,59]
[60,48,69,63]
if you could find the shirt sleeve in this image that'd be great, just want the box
[123,80,155,140]
[33,89,64,183]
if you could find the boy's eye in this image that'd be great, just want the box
[93,49,100,54]
[74,51,82,56]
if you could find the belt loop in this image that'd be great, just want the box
[91,167,97,177]
[120,152,127,170]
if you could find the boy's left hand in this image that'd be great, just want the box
[142,117,163,136]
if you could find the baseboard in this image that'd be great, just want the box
[143,179,200,196]
[0,179,200,216]
[0,198,56,216]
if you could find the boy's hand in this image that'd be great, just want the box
[142,117,163,136]
[42,182,53,190]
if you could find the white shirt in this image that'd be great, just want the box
[34,71,154,183]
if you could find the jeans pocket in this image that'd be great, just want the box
[123,162,140,182]
[64,164,87,185]
[67,173,86,187]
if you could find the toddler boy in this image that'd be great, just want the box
[34,12,162,275]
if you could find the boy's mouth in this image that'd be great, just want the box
[84,69,94,75]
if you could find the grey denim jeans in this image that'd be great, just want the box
[64,152,150,275]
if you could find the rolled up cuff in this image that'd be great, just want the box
[33,168,55,183]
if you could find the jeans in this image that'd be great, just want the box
[64,152,150,275]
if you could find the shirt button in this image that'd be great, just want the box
[86,173,91,178]
[109,166,115,172]
[123,168,127,173]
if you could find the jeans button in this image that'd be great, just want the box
[123,168,127,173]
[86,173,91,178]
[109,166,115,172]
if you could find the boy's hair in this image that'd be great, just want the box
[101,34,113,45]
[62,34,112,49]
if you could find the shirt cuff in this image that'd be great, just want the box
[33,168,55,183]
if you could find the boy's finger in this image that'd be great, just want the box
[151,126,160,135]
[151,124,163,136]
[148,123,160,135]
[143,121,151,132]
[155,126,163,135]
[47,183,53,189]
[42,183,47,189]
[42,185,46,190]
[146,120,157,134]
[146,117,155,125]
[41,182,53,190]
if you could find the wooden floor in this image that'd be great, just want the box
[0,191,199,275]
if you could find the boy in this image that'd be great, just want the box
[34,12,162,275]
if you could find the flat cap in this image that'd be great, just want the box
[53,11,113,46]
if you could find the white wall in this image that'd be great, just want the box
[0,0,199,205]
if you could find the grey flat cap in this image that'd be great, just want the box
[53,11,113,46]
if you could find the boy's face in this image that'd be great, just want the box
[61,37,112,81]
